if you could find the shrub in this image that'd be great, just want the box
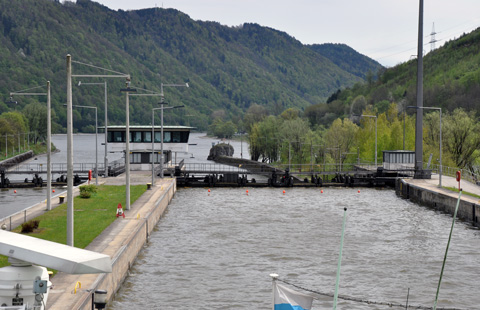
[79,184,97,198]
[79,184,97,193]
[80,191,92,199]
[21,220,40,233]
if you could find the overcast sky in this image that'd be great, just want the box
[90,0,480,67]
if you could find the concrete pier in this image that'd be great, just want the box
[396,174,480,226]
[46,172,176,310]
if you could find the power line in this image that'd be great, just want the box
[370,19,479,65]
[430,22,438,51]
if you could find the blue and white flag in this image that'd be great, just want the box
[274,282,313,310]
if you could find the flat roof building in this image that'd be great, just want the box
[100,125,194,171]
[382,150,415,171]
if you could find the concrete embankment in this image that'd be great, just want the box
[396,175,480,226]
[47,174,176,310]
[0,151,34,168]
[213,155,281,173]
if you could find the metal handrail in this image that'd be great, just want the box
[428,163,480,185]
[3,162,104,173]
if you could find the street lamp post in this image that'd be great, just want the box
[121,81,135,210]
[9,82,52,211]
[361,114,377,167]
[152,107,158,186]
[152,104,184,184]
[408,106,442,187]
[68,55,131,245]
[123,82,187,199]
[68,104,98,185]
[78,81,109,178]
[159,83,189,178]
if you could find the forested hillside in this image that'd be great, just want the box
[318,27,480,120]
[243,26,480,172]
[308,43,382,80]
[0,0,381,132]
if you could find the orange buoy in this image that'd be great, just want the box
[14,190,17,194]
[282,190,286,195]
[208,189,211,192]
[246,190,249,195]
[358,190,360,193]
[321,189,323,194]
[52,189,55,193]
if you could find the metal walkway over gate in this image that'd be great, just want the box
[178,162,392,176]
[0,159,126,178]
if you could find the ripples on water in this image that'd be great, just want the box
[110,187,479,309]
[0,187,50,219]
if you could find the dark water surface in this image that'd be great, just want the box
[110,187,480,309]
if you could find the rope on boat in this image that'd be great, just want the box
[277,278,467,310]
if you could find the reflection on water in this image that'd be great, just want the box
[110,187,480,309]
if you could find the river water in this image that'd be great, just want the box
[110,187,480,309]
[2,134,480,309]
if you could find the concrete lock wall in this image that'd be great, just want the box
[74,180,176,310]
[396,178,480,226]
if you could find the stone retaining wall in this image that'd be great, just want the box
[74,180,176,310]
[0,151,34,168]
[396,178,480,226]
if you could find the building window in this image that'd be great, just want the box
[172,131,181,142]
[131,153,141,163]
[164,131,172,142]
[113,131,124,142]
[144,131,152,143]
[133,131,142,142]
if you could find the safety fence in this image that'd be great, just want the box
[277,277,468,310]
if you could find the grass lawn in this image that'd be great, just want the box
[444,186,480,199]
[0,184,146,270]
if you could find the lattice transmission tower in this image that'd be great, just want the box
[429,22,438,51]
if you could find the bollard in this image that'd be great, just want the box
[59,196,65,204]
[147,183,152,190]
[74,281,81,294]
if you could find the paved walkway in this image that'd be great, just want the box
[45,171,174,310]
[402,173,480,204]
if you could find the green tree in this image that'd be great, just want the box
[244,104,269,133]
[23,103,47,142]
[0,112,28,134]
[0,118,14,156]
[0,111,28,155]
[325,118,358,165]
[304,103,329,128]
[218,121,237,139]
[443,108,480,169]
[280,108,300,120]
[278,118,313,164]
[248,123,262,161]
